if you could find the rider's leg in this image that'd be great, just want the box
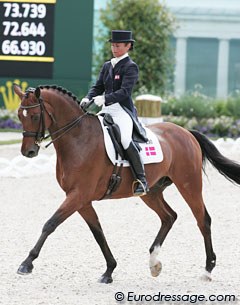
[124,141,149,196]
[104,104,149,196]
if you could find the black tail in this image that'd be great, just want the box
[190,129,240,185]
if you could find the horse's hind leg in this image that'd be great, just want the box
[78,203,117,284]
[141,189,177,277]
[175,179,216,280]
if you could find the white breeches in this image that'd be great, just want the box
[100,103,133,149]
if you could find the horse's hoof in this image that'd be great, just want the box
[150,261,162,277]
[17,264,33,275]
[98,275,113,284]
[201,271,212,282]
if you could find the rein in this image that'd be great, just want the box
[43,115,84,148]
[20,89,87,148]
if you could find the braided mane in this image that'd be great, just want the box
[38,84,81,105]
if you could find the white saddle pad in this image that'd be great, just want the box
[98,116,163,166]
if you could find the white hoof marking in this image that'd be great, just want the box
[149,246,162,277]
[150,261,162,277]
[201,270,212,281]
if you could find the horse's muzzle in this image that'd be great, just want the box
[21,144,40,158]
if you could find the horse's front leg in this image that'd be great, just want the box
[78,203,117,284]
[17,194,77,275]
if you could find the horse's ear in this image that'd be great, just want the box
[13,83,24,99]
[35,87,41,99]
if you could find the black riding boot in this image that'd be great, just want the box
[125,142,149,196]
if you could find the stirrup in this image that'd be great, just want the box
[132,179,148,197]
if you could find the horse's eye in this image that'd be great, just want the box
[31,114,40,122]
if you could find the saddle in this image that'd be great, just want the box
[101,108,148,160]
[101,113,125,159]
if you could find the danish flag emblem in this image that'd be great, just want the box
[145,146,157,156]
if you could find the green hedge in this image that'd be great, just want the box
[162,91,240,119]
[161,90,240,138]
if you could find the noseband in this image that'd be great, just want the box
[20,87,85,148]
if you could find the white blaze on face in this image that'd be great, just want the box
[149,245,160,267]
[23,109,28,117]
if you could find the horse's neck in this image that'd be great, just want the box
[42,90,85,149]
[44,90,83,126]
[52,115,102,171]
[44,92,101,156]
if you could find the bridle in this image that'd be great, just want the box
[20,87,86,148]
[20,88,47,143]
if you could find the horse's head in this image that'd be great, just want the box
[14,84,53,158]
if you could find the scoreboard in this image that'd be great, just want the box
[0,0,94,109]
[0,0,55,78]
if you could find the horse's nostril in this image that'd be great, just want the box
[27,150,37,158]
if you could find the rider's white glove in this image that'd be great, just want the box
[93,95,105,107]
[80,97,90,108]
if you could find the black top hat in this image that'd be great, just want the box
[109,30,135,43]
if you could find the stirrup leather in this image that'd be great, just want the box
[132,179,147,196]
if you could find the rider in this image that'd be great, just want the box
[80,30,149,196]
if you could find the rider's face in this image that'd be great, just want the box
[111,42,131,58]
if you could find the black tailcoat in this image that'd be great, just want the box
[86,56,138,114]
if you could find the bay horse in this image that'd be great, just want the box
[14,84,240,283]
